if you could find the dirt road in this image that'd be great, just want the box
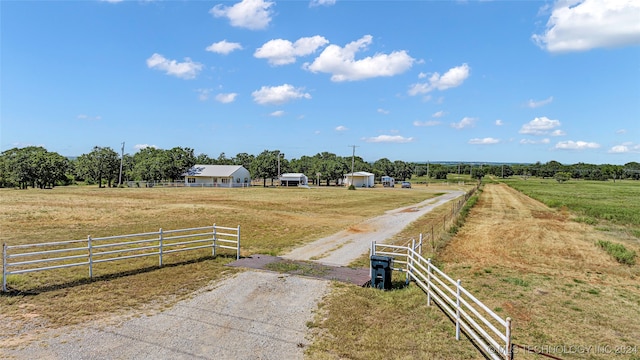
[3,190,464,360]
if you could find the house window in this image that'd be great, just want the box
[221,178,230,184]
[187,178,196,184]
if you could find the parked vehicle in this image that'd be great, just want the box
[401,181,411,188]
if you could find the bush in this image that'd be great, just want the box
[596,240,636,265]
[348,184,356,190]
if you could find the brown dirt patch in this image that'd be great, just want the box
[346,223,375,233]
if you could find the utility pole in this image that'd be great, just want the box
[348,145,359,186]
[118,142,124,187]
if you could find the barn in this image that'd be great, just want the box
[343,172,375,188]
[279,173,308,187]
[183,165,251,188]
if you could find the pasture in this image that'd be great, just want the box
[0,185,449,334]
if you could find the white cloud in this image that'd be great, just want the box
[616,129,627,134]
[362,135,415,143]
[608,142,640,153]
[134,144,158,150]
[555,140,601,150]
[335,125,348,131]
[432,110,445,118]
[254,36,329,65]
[520,138,551,145]
[196,89,212,101]
[469,137,500,145]
[100,0,123,3]
[206,40,243,55]
[550,129,566,136]
[413,120,441,127]
[519,116,561,135]
[303,35,415,82]
[451,117,476,129]
[210,0,274,30]
[532,0,640,53]
[146,53,202,79]
[215,93,238,103]
[377,108,390,115]
[408,63,470,95]
[270,110,285,117]
[309,0,336,7]
[495,119,504,126]
[252,84,311,105]
[526,96,554,108]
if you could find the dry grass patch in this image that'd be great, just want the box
[440,183,640,359]
[0,185,441,345]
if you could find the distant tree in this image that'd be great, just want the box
[232,152,255,170]
[251,150,279,187]
[471,167,486,181]
[393,160,413,180]
[0,146,69,188]
[76,146,119,187]
[554,172,571,183]
[372,158,394,180]
[164,147,196,181]
[195,153,215,165]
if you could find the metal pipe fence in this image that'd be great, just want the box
[372,241,512,360]
[2,224,240,292]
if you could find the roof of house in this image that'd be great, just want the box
[280,173,307,179]
[345,172,374,177]
[184,165,248,177]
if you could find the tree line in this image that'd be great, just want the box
[0,146,638,189]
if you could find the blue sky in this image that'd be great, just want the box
[2,0,639,165]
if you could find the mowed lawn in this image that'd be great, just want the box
[0,184,445,332]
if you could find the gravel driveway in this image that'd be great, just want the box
[3,191,463,360]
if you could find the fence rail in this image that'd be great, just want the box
[372,241,512,360]
[2,224,240,292]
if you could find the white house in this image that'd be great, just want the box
[183,165,251,188]
[279,173,308,187]
[343,172,375,188]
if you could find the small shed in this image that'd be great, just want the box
[183,165,251,188]
[279,173,308,187]
[344,172,375,188]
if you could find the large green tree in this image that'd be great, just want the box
[76,146,119,187]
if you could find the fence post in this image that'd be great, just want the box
[2,243,7,292]
[212,223,217,257]
[370,241,375,283]
[427,258,432,306]
[159,228,163,267]
[236,225,240,260]
[406,239,415,285]
[456,279,461,341]
[418,233,423,255]
[506,317,513,360]
[88,235,93,279]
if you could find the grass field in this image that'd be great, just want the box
[3,180,639,359]
[501,178,640,239]
[0,184,450,336]
[306,181,640,360]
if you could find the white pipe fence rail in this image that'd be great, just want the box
[372,241,513,360]
[2,224,240,292]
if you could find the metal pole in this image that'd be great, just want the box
[2,243,7,292]
[118,142,124,187]
[159,228,163,267]
[456,279,461,340]
[88,235,93,279]
[212,223,217,257]
[506,317,513,360]
[236,225,240,260]
[426,258,432,306]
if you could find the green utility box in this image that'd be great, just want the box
[370,255,393,290]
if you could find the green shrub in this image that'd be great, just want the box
[596,240,637,265]
[348,184,356,190]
